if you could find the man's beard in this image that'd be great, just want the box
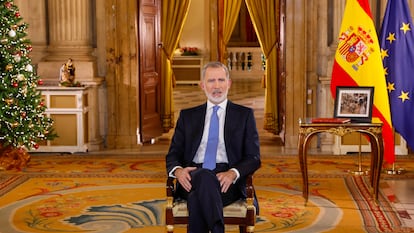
[205,88,228,104]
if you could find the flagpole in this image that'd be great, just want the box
[353,133,366,175]
[386,162,405,175]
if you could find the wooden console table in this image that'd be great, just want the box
[298,120,384,204]
[172,55,203,84]
[36,86,89,153]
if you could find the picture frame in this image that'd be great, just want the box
[334,86,374,123]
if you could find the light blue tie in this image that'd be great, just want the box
[203,105,219,170]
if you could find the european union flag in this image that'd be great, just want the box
[380,0,414,151]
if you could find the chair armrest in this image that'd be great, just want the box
[245,174,255,210]
[166,177,176,211]
[246,174,254,198]
[166,177,175,197]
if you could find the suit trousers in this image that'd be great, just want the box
[175,164,241,233]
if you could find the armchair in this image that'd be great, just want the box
[165,174,256,233]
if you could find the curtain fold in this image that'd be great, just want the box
[160,0,191,132]
[245,0,279,134]
[218,0,242,63]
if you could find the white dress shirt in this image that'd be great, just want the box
[193,99,228,164]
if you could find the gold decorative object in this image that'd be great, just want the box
[5,64,13,71]
[59,58,82,87]
[5,98,14,105]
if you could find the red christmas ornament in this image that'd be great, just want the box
[12,82,18,87]
[4,2,12,9]
[34,143,39,149]
[21,112,26,118]
[39,101,44,107]
[38,79,44,85]
[15,11,20,18]
[27,46,33,52]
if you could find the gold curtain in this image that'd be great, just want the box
[245,0,279,134]
[218,0,242,63]
[160,0,191,132]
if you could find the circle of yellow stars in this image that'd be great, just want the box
[381,22,411,103]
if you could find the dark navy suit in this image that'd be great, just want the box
[166,101,261,233]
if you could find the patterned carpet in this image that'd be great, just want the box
[0,154,413,233]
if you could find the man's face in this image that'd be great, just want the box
[200,67,232,104]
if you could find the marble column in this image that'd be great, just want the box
[45,0,95,61]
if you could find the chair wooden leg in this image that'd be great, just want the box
[247,225,255,233]
[166,225,174,233]
[239,226,246,233]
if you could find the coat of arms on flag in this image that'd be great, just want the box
[338,26,375,71]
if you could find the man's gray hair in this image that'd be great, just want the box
[201,61,230,81]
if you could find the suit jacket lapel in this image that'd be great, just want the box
[191,103,207,157]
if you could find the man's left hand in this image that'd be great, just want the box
[216,170,237,193]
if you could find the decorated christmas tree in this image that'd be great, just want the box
[0,0,56,169]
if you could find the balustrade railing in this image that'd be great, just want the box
[226,47,265,79]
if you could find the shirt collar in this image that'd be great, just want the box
[207,99,228,110]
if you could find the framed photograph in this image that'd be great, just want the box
[334,86,374,123]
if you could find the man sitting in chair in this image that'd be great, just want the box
[166,61,261,233]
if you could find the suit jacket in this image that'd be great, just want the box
[166,101,261,192]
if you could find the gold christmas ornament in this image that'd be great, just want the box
[11,122,19,128]
[5,64,13,71]
[5,98,14,105]
[0,38,8,44]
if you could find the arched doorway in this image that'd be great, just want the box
[166,0,285,146]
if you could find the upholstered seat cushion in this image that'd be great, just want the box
[172,199,255,218]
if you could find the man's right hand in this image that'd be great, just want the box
[175,167,197,192]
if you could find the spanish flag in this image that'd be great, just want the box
[331,0,395,164]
